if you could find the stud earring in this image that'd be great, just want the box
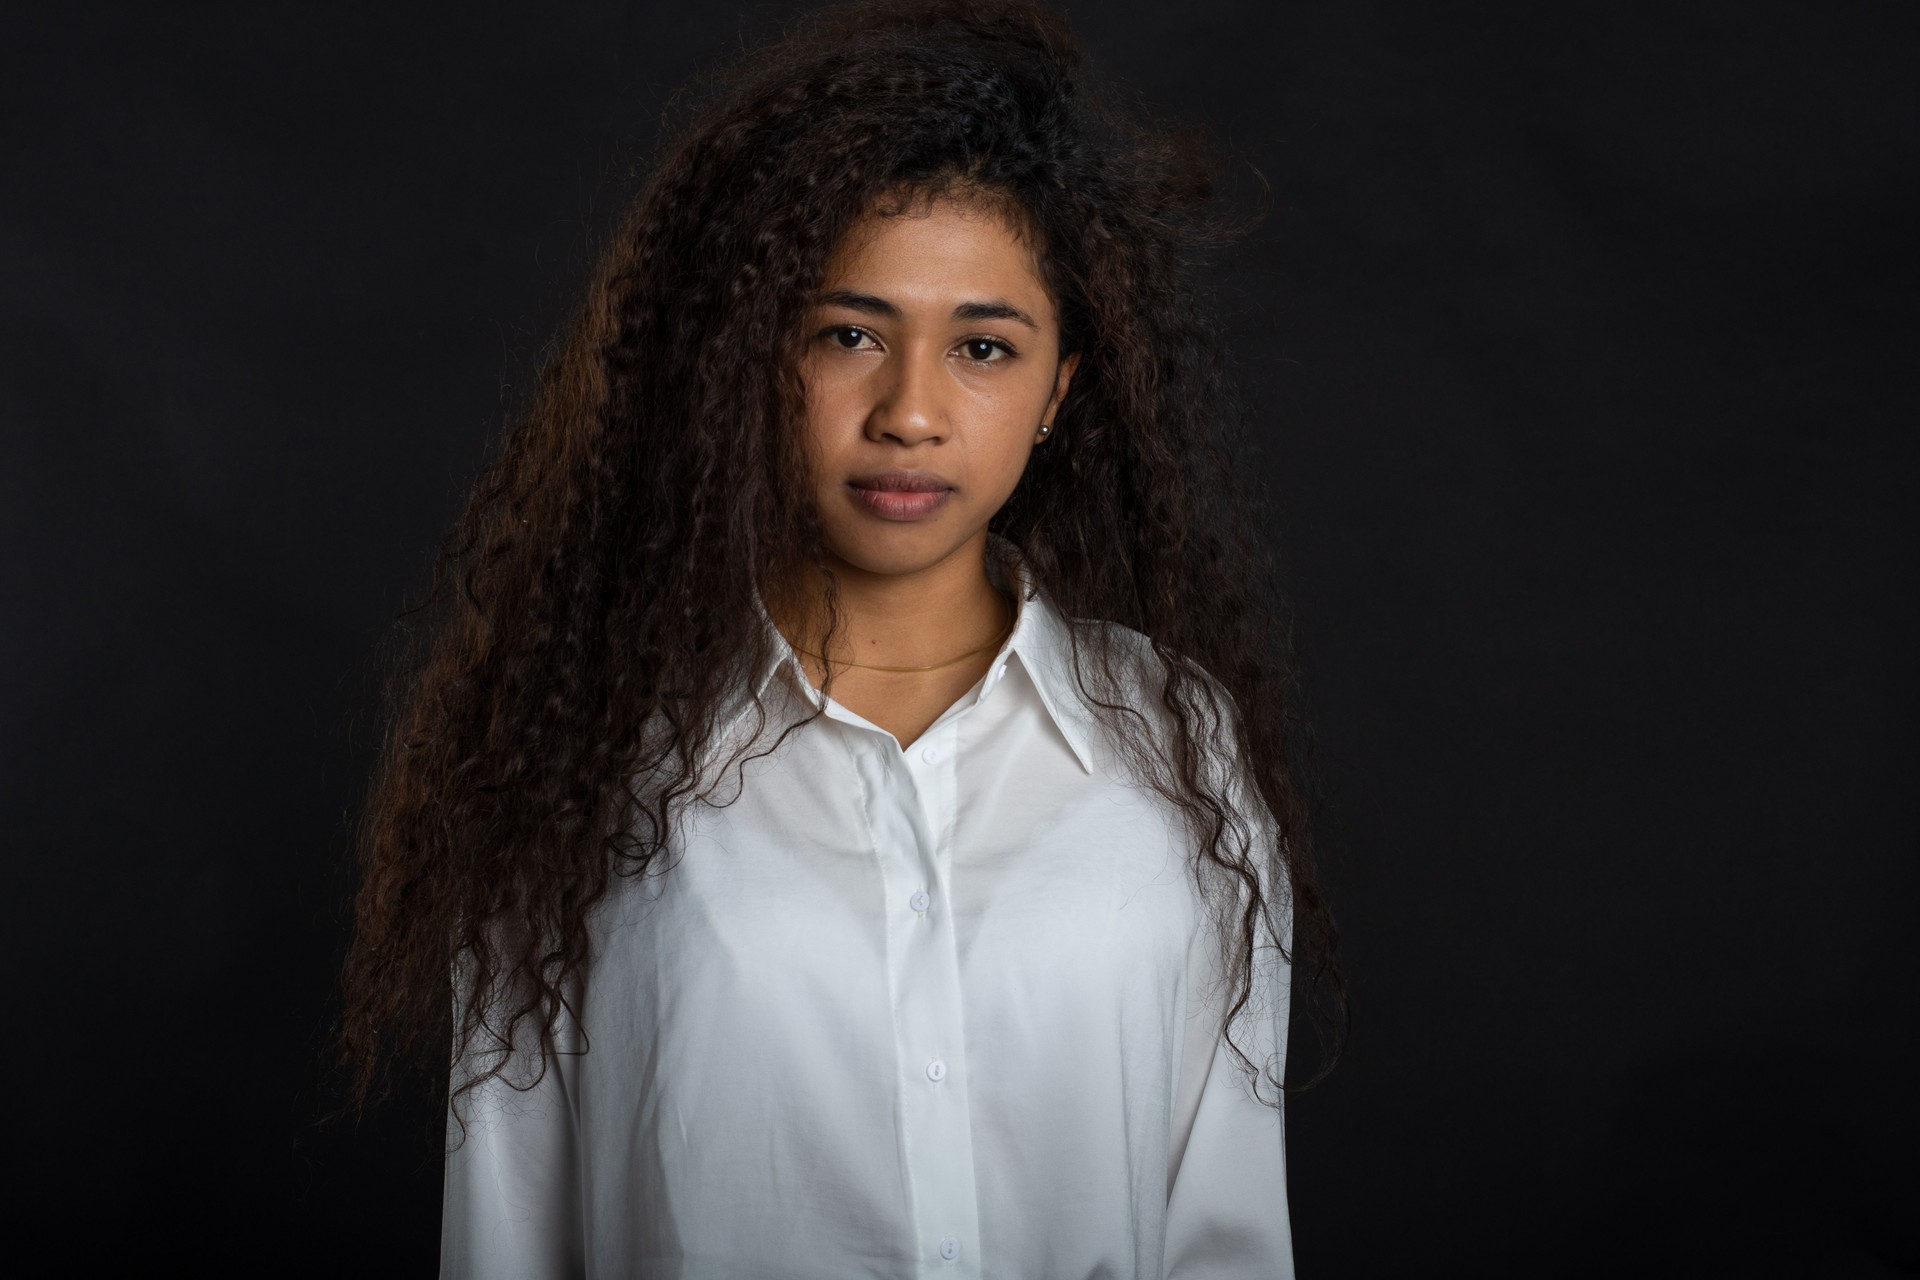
[1037,422,1052,439]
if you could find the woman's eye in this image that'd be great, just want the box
[960,338,1012,362]
[825,325,876,350]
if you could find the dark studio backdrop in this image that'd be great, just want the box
[3,1,1913,1275]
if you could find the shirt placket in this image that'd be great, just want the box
[852,709,982,1277]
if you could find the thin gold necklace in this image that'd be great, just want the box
[790,592,1015,673]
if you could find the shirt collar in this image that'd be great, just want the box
[724,532,1099,774]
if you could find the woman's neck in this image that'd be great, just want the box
[765,537,1012,672]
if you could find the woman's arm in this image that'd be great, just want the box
[1163,916,1295,1278]
[1164,735,1297,1278]
[438,982,585,1279]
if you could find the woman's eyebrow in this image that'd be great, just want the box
[816,288,1039,331]
[952,299,1039,330]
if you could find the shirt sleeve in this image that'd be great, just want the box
[1163,732,1296,1279]
[438,980,586,1280]
[1163,911,1294,1278]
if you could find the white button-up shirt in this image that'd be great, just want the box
[440,535,1294,1278]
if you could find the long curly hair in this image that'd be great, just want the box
[335,0,1346,1140]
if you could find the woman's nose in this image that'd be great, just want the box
[866,345,947,443]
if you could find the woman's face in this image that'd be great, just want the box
[796,193,1077,581]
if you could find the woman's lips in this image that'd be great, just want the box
[849,483,952,522]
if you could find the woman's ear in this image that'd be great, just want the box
[1047,352,1081,421]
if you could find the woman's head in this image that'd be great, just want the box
[578,0,1237,614]
[338,0,1343,1135]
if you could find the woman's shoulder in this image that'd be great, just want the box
[1054,612,1240,734]
[1040,610,1254,810]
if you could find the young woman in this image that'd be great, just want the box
[338,0,1344,1274]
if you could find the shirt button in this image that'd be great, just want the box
[909,889,930,913]
[920,743,942,764]
[939,1236,959,1261]
[925,1058,947,1082]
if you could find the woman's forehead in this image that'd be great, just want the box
[819,194,1052,308]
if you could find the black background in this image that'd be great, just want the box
[4,1,1914,1275]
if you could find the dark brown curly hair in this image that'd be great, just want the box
[335,0,1347,1141]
